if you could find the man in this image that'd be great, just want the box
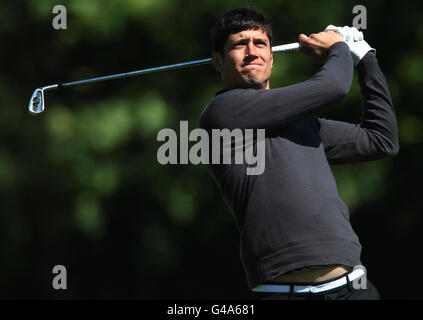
[199,7,398,300]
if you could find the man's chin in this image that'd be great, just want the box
[242,77,268,89]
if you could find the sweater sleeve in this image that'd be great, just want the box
[318,52,399,164]
[200,42,353,131]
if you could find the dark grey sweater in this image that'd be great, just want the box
[199,42,399,289]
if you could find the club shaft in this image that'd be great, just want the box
[41,42,299,92]
[272,42,300,52]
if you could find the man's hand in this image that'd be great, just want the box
[324,25,376,66]
[298,30,344,63]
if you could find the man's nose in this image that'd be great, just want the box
[246,42,258,57]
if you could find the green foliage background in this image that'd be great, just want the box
[0,0,422,299]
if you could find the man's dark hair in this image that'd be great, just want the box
[210,7,273,55]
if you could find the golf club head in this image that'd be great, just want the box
[28,88,44,114]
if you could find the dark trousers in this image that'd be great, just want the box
[255,279,381,300]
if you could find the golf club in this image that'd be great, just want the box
[28,42,300,115]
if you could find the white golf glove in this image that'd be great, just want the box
[325,25,375,66]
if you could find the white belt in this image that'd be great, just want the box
[252,268,365,294]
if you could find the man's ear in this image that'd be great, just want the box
[212,51,223,72]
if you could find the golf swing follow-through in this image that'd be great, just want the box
[28,6,399,300]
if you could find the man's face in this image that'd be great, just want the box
[212,28,273,90]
